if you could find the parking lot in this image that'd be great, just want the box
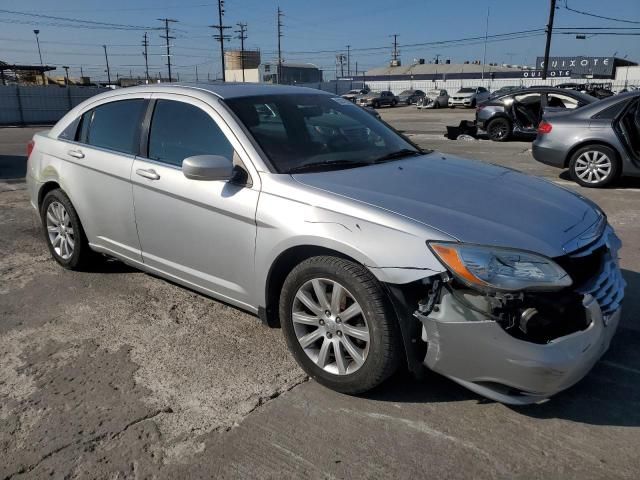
[1,107,639,479]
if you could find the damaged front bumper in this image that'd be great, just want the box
[415,291,620,405]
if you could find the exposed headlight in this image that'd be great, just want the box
[428,242,572,292]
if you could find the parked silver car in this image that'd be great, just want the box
[533,91,640,187]
[448,86,490,108]
[27,84,624,404]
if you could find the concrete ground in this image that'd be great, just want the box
[1,108,639,479]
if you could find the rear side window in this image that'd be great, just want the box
[147,100,234,167]
[593,99,628,120]
[84,99,146,155]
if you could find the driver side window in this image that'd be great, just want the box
[147,100,234,167]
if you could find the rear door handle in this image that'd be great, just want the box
[67,149,84,159]
[136,168,160,180]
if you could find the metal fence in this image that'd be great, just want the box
[0,85,109,126]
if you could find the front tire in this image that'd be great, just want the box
[280,256,401,394]
[40,189,95,270]
[569,145,619,188]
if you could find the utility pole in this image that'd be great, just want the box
[481,6,490,81]
[346,45,351,77]
[103,44,111,85]
[142,32,150,83]
[210,0,231,81]
[390,34,400,67]
[80,66,84,78]
[542,0,556,80]
[33,30,46,84]
[62,66,69,85]
[196,65,199,82]
[277,6,284,84]
[158,18,177,82]
[235,22,247,82]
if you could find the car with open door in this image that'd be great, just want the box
[476,87,597,142]
[533,90,640,187]
[416,89,449,109]
[397,89,426,105]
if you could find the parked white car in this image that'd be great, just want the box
[417,89,449,109]
[448,87,490,108]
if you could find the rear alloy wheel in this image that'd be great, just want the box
[486,117,512,142]
[280,256,401,394]
[569,145,619,188]
[41,189,95,269]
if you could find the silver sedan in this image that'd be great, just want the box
[27,83,624,404]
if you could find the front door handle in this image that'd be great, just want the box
[136,168,160,180]
[67,149,84,159]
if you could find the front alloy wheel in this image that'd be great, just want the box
[280,256,401,394]
[292,278,370,375]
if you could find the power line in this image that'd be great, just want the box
[563,1,640,25]
[159,18,178,82]
[210,0,231,81]
[0,8,158,30]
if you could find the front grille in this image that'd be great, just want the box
[560,227,626,316]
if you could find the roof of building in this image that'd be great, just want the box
[365,63,525,76]
[262,62,320,69]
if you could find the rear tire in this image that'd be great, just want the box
[569,145,620,188]
[40,189,96,270]
[279,256,402,394]
[486,117,512,142]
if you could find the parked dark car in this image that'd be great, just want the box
[533,91,640,187]
[397,89,425,105]
[557,82,615,100]
[356,91,398,108]
[476,87,597,142]
[488,85,521,99]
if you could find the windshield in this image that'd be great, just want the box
[225,93,420,173]
[458,88,475,93]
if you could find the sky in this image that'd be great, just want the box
[1,0,639,82]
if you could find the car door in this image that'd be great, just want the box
[131,94,260,308]
[58,96,149,262]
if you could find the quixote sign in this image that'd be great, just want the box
[535,56,615,77]
[523,70,571,78]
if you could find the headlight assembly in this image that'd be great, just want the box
[428,242,572,292]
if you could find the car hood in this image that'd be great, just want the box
[292,153,601,258]
[453,91,474,98]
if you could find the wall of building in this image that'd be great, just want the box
[225,68,260,83]
[0,85,109,125]
[614,66,640,85]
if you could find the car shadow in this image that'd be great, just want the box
[0,154,27,180]
[559,170,640,189]
[364,269,640,427]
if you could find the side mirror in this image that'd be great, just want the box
[182,155,233,181]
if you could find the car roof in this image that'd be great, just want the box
[96,82,333,100]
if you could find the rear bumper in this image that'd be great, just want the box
[532,142,566,168]
[416,292,620,405]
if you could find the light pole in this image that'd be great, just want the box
[62,66,70,85]
[33,29,45,85]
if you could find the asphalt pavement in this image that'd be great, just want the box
[1,110,639,479]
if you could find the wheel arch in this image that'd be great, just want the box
[262,244,361,328]
[37,181,62,209]
[564,140,622,168]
